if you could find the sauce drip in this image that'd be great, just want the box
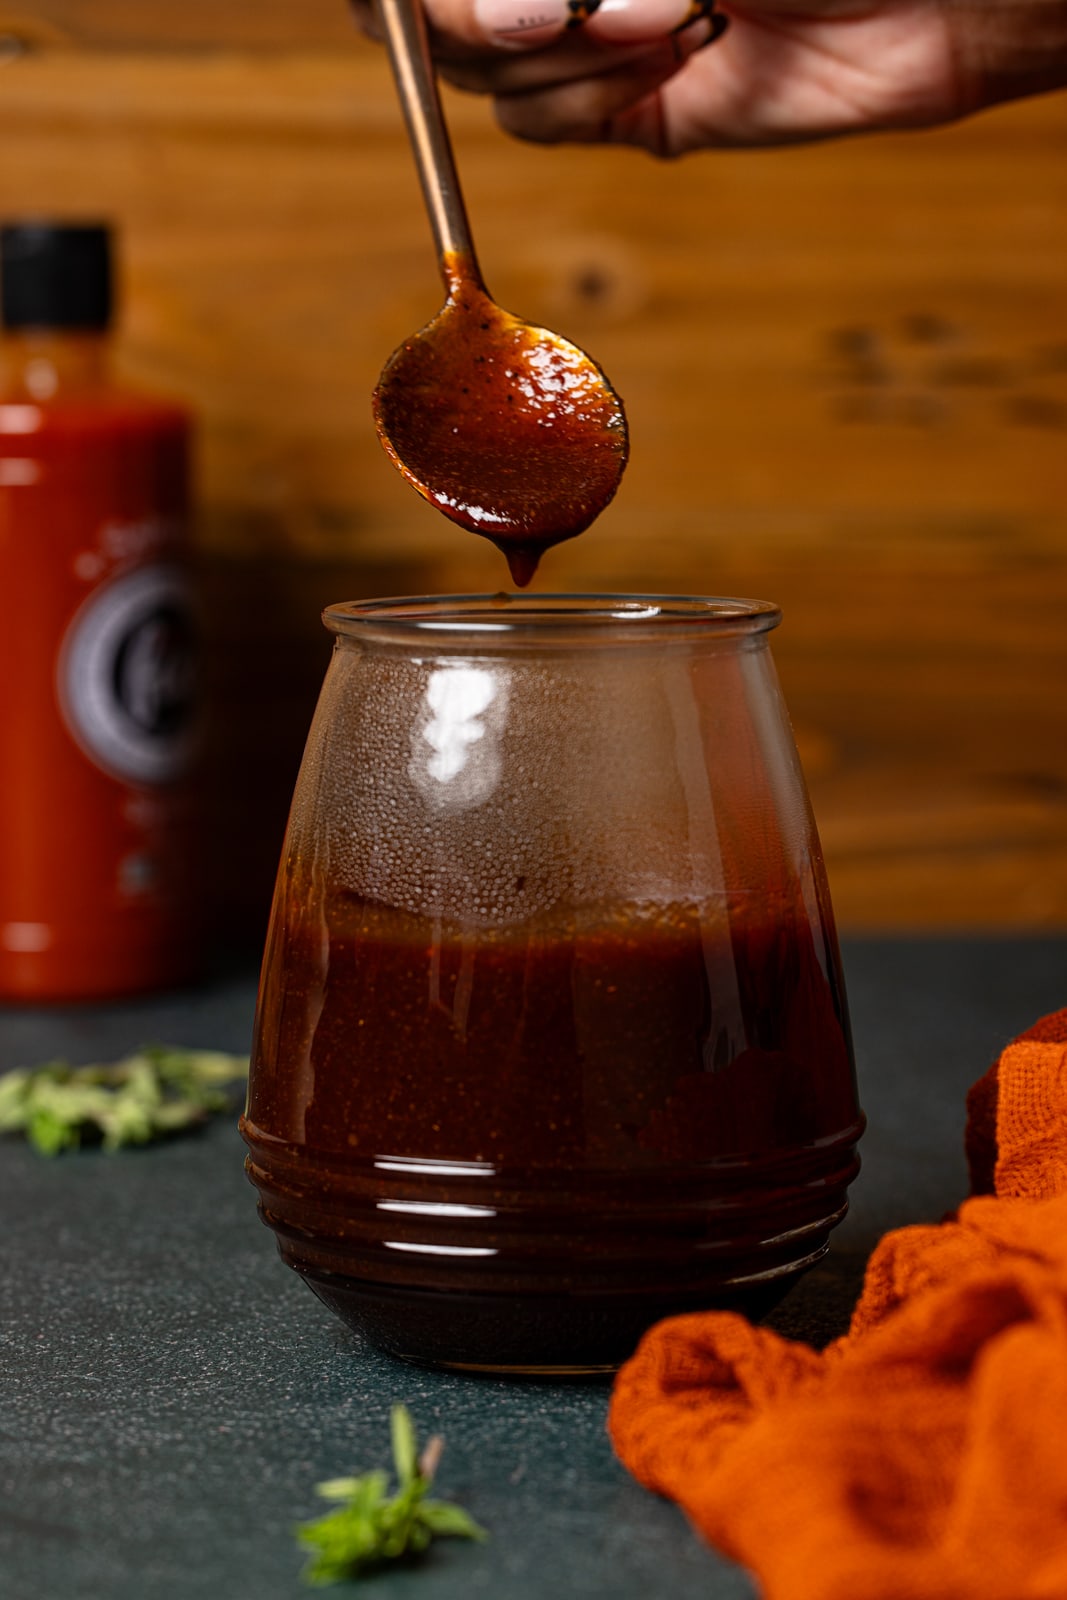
[372,252,628,586]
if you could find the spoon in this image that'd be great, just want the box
[371,0,629,587]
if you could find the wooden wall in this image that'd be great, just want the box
[2,1,1065,937]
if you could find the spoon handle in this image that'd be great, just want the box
[374,0,482,287]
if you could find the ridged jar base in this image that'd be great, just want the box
[242,1115,863,1372]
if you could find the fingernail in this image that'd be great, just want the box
[474,0,588,49]
[671,14,708,57]
[588,0,709,43]
[672,0,727,35]
[699,9,729,42]
[670,7,728,59]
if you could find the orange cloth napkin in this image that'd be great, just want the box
[609,1008,1067,1600]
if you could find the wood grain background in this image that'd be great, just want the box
[2,1,1065,939]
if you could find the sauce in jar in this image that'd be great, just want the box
[246,883,861,1370]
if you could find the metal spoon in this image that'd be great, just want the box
[370,0,629,586]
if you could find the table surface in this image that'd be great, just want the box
[3,936,1065,1600]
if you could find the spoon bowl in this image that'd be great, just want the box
[373,254,628,586]
[371,0,628,584]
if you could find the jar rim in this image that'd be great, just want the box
[323,593,781,643]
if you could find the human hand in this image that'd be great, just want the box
[353,0,1067,156]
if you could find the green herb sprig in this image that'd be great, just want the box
[296,1405,487,1585]
[0,1046,248,1155]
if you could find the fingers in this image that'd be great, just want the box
[352,0,721,65]
[557,4,950,154]
[488,19,827,155]
[490,17,722,146]
[441,12,720,96]
[352,0,968,155]
[350,0,735,155]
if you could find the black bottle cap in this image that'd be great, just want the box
[0,221,113,331]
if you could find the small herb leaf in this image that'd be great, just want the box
[315,1477,375,1504]
[0,1048,248,1155]
[419,1501,489,1540]
[391,1402,418,1488]
[295,1406,486,1585]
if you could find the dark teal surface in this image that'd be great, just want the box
[2,938,1065,1600]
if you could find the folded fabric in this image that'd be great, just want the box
[609,1008,1067,1600]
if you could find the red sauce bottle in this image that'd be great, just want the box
[0,222,199,1000]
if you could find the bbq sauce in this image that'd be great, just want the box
[0,222,198,999]
[244,883,863,1371]
[372,252,628,587]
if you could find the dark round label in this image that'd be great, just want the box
[58,565,198,785]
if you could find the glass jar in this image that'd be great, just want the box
[242,595,863,1373]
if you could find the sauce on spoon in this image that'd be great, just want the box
[373,251,628,586]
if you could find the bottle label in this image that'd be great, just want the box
[57,564,198,786]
